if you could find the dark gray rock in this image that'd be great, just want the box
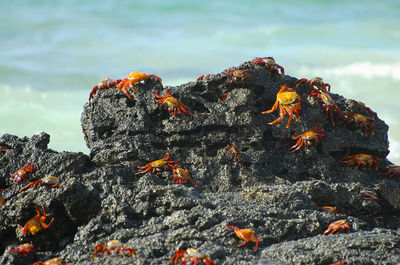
[1,58,399,265]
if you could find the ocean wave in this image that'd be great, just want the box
[320,61,400,80]
[388,138,400,165]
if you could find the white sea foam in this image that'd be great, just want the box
[388,138,400,165]
[321,62,400,80]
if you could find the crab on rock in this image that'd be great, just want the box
[117,72,162,99]
[88,78,122,101]
[360,190,379,202]
[9,243,35,256]
[295,76,331,92]
[290,125,324,152]
[10,162,36,185]
[385,165,400,178]
[343,111,375,136]
[339,154,381,170]
[309,88,342,126]
[18,205,54,236]
[262,85,301,128]
[226,140,245,168]
[19,176,61,192]
[323,219,350,235]
[30,257,70,265]
[226,226,260,252]
[93,240,136,259]
[136,153,179,175]
[223,69,253,85]
[171,166,199,186]
[155,88,197,119]
[251,57,284,76]
[170,248,215,265]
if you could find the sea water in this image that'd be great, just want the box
[1,0,400,164]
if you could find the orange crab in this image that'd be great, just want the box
[226,140,245,168]
[170,248,215,265]
[0,144,10,155]
[117,72,162,99]
[88,78,122,101]
[309,89,343,126]
[30,257,70,265]
[251,57,284,76]
[295,76,331,92]
[10,162,36,185]
[323,219,350,235]
[318,206,340,215]
[262,85,301,128]
[329,260,345,265]
[360,190,379,202]
[9,243,35,256]
[226,226,260,252]
[18,205,54,236]
[19,176,61,192]
[339,154,381,170]
[196,73,212,81]
[171,166,199,186]
[93,240,136,259]
[385,165,400,178]
[290,125,324,152]
[155,88,197,119]
[223,69,253,85]
[343,111,375,136]
[136,153,179,175]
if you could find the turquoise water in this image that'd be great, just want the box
[1,0,400,163]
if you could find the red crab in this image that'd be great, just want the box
[223,69,253,85]
[171,166,199,186]
[19,176,61,193]
[1,144,10,155]
[290,125,324,152]
[196,73,212,81]
[136,153,179,175]
[18,205,54,236]
[88,78,122,101]
[318,206,340,215]
[226,226,260,252]
[329,260,345,265]
[309,89,343,126]
[343,111,375,136]
[117,72,162,99]
[262,85,301,128]
[385,165,400,178]
[170,248,215,265]
[339,154,381,170]
[10,162,36,185]
[155,88,197,119]
[251,57,284,76]
[295,76,331,92]
[93,240,136,259]
[30,257,70,265]
[360,190,379,202]
[323,219,350,235]
[8,243,35,256]
[226,140,245,168]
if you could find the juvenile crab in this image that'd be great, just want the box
[339,154,381,170]
[136,153,179,175]
[8,243,35,256]
[226,140,245,168]
[323,219,350,235]
[19,176,61,192]
[117,72,162,99]
[171,166,199,186]
[318,206,340,214]
[360,190,379,202]
[223,69,253,85]
[88,78,122,101]
[295,76,331,92]
[0,144,10,155]
[18,205,54,236]
[309,89,343,126]
[93,240,136,259]
[251,57,284,76]
[155,88,197,119]
[170,248,215,265]
[196,73,212,81]
[226,226,260,252]
[343,111,375,136]
[10,162,36,185]
[262,85,301,128]
[290,125,324,152]
[30,257,70,265]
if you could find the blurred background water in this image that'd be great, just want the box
[1,0,400,163]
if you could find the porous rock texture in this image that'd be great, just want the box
[1,58,400,265]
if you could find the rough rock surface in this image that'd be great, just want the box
[1,58,399,265]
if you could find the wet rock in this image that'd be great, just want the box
[1,58,399,264]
